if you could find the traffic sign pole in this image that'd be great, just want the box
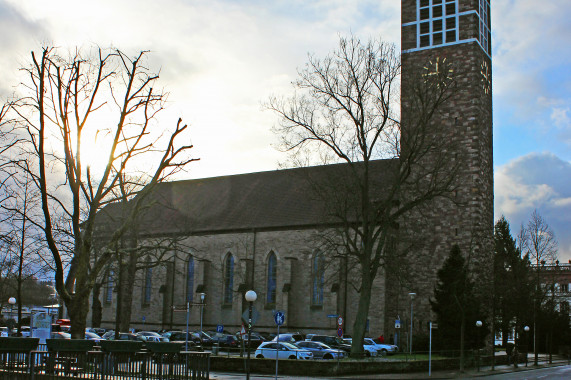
[273,311,285,380]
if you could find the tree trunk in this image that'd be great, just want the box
[91,283,102,327]
[460,315,465,372]
[67,294,89,338]
[120,248,138,332]
[351,272,372,358]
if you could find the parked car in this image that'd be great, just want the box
[304,333,316,341]
[255,342,313,360]
[295,341,345,359]
[85,332,103,343]
[0,327,9,337]
[51,332,71,339]
[368,338,398,355]
[309,335,351,353]
[271,333,304,343]
[169,332,201,345]
[102,331,139,341]
[136,331,169,342]
[235,332,265,349]
[342,338,378,357]
[192,331,214,346]
[209,333,239,348]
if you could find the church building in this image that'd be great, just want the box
[92,0,493,347]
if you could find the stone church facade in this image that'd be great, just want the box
[92,0,493,346]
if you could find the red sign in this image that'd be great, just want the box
[56,319,71,326]
[337,327,343,338]
[240,324,247,336]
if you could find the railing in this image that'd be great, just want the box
[0,349,210,379]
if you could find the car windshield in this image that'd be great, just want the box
[281,342,298,350]
[364,338,375,345]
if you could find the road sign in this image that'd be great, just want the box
[142,316,146,323]
[337,316,343,326]
[240,324,246,336]
[395,319,401,329]
[327,314,338,318]
[274,311,285,326]
[241,307,260,326]
[337,327,343,338]
[216,324,224,333]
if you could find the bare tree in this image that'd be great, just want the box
[520,209,558,365]
[8,46,198,337]
[522,209,558,267]
[267,36,459,356]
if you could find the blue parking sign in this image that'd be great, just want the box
[216,324,223,333]
[274,311,285,326]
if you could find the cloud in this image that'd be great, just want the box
[495,152,571,262]
[492,0,571,161]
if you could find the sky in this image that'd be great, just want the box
[0,0,569,262]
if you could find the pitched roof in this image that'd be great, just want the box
[97,159,398,237]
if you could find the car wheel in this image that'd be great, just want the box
[256,354,264,359]
[365,351,371,357]
[381,349,388,356]
[288,355,296,360]
[323,354,333,360]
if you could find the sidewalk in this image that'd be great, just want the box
[210,357,570,379]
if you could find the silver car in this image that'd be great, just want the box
[255,342,313,360]
[295,341,345,359]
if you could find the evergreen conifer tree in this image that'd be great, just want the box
[431,245,486,367]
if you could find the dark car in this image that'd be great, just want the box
[209,333,239,348]
[168,332,201,350]
[272,333,304,343]
[310,335,351,353]
[236,332,265,349]
[102,331,139,341]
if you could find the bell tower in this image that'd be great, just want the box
[388,0,494,340]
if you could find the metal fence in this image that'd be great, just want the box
[0,349,209,379]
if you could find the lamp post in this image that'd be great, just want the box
[245,290,257,380]
[524,326,530,367]
[408,293,416,354]
[476,320,483,372]
[8,297,16,336]
[199,293,205,347]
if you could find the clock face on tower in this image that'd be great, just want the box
[480,60,491,94]
[422,57,454,83]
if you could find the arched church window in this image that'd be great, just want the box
[143,261,152,305]
[105,268,114,303]
[186,257,194,303]
[266,252,277,304]
[312,252,324,305]
[223,253,234,304]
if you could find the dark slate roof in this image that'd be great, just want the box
[97,159,398,237]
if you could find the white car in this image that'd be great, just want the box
[366,338,398,355]
[136,331,168,342]
[343,338,378,357]
[255,342,313,360]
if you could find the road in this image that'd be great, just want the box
[483,365,571,380]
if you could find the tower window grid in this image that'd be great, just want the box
[417,0,459,48]
[478,0,491,55]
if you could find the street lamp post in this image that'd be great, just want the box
[199,293,205,348]
[408,293,416,354]
[524,326,530,367]
[476,320,483,372]
[8,297,16,336]
[245,290,257,380]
